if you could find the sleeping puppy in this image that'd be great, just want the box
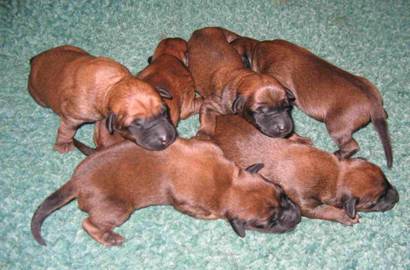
[31,138,301,246]
[28,45,176,152]
[187,27,295,138]
[211,115,399,225]
[73,38,202,154]
[141,37,202,125]
[230,37,393,167]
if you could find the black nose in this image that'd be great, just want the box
[140,121,177,150]
[158,132,174,146]
[275,122,286,132]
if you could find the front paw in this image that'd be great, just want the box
[53,142,74,153]
[338,213,360,226]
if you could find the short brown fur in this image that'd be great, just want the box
[32,138,301,246]
[212,115,399,224]
[231,37,393,167]
[28,45,172,153]
[187,27,294,138]
[75,38,202,153]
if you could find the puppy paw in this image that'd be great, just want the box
[53,142,74,153]
[101,231,124,247]
[338,214,360,226]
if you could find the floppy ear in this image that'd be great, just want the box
[228,219,246,238]
[245,163,264,173]
[106,112,117,134]
[232,95,246,114]
[343,196,358,218]
[285,88,296,103]
[155,86,173,100]
[147,56,153,64]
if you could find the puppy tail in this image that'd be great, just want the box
[362,78,393,168]
[31,180,77,246]
[372,113,393,168]
[73,138,96,156]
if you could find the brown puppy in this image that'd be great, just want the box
[28,45,176,153]
[141,38,202,125]
[31,138,301,246]
[231,37,393,167]
[74,38,203,154]
[187,27,295,138]
[211,115,399,225]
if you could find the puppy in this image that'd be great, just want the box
[28,45,176,153]
[212,115,399,225]
[141,37,202,125]
[187,27,295,138]
[231,37,393,167]
[31,138,301,246]
[73,38,203,155]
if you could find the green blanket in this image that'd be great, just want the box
[0,0,408,269]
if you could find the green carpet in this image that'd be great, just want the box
[1,0,409,269]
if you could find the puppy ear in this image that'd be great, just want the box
[343,196,358,219]
[147,56,153,64]
[245,163,264,173]
[228,219,246,238]
[232,95,246,114]
[285,88,296,103]
[106,112,117,134]
[155,86,173,100]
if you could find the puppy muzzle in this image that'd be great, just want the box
[270,194,301,233]
[247,110,294,138]
[372,186,399,212]
[130,117,177,151]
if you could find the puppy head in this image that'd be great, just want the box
[338,159,399,217]
[107,78,177,150]
[148,38,188,66]
[233,74,294,138]
[225,164,301,237]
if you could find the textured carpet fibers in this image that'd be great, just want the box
[0,0,409,269]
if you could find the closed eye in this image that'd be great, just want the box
[130,119,143,128]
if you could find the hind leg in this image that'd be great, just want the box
[82,218,125,246]
[325,115,360,159]
[82,202,131,247]
[54,118,81,153]
[332,133,359,159]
